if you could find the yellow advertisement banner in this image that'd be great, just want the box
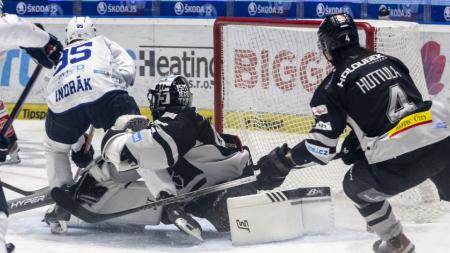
[388,110,432,137]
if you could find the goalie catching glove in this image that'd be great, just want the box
[255,144,295,190]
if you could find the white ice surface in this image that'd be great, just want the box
[2,120,450,253]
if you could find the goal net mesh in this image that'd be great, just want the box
[214,18,449,223]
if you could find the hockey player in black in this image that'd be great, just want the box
[100,75,256,240]
[255,13,450,253]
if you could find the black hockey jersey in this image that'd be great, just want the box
[290,47,431,165]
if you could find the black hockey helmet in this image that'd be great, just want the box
[147,75,193,119]
[317,13,359,53]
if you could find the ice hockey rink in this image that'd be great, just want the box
[0,120,449,253]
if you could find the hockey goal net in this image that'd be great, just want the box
[214,17,449,223]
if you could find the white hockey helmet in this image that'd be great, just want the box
[65,16,97,45]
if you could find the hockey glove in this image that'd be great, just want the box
[255,143,295,190]
[22,33,63,69]
[340,131,365,165]
[0,135,10,163]
[71,135,94,168]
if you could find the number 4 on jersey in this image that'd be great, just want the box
[386,84,416,123]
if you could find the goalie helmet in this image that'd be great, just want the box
[317,13,359,55]
[65,16,97,45]
[147,75,193,119]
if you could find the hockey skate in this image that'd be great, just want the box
[0,142,20,166]
[373,232,415,253]
[5,243,14,253]
[160,192,203,241]
[42,205,71,234]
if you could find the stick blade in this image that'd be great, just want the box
[50,187,98,223]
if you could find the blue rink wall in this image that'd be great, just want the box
[5,0,450,24]
[3,2,450,122]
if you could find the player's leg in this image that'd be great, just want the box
[430,169,450,202]
[428,138,450,202]
[177,144,256,232]
[0,183,13,253]
[43,109,90,234]
[343,142,447,253]
[0,100,20,165]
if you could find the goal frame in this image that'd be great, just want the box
[213,17,376,133]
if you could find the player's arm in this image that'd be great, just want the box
[104,36,136,86]
[0,15,48,48]
[101,108,203,170]
[0,15,62,68]
[256,75,347,190]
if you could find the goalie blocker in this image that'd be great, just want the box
[227,187,333,245]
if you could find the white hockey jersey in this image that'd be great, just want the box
[0,14,49,61]
[46,35,135,113]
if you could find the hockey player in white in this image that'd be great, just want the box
[43,16,140,233]
[98,75,255,241]
[0,1,63,252]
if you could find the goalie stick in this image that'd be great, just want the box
[51,175,257,223]
[8,188,53,214]
[51,152,344,223]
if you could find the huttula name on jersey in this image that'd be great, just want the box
[355,66,402,94]
[55,76,92,102]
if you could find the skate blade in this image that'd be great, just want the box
[50,221,68,234]
[0,158,20,166]
[174,219,203,242]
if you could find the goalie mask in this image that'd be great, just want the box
[147,75,193,119]
[317,13,359,60]
[65,16,97,45]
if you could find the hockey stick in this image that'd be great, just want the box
[0,65,43,137]
[51,175,257,223]
[8,188,53,214]
[2,181,47,196]
[51,151,345,223]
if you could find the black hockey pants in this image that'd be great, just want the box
[342,136,450,239]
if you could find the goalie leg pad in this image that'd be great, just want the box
[227,187,333,245]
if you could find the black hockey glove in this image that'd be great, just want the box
[22,31,63,69]
[71,135,94,168]
[255,143,296,190]
[340,131,365,165]
[0,134,9,163]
